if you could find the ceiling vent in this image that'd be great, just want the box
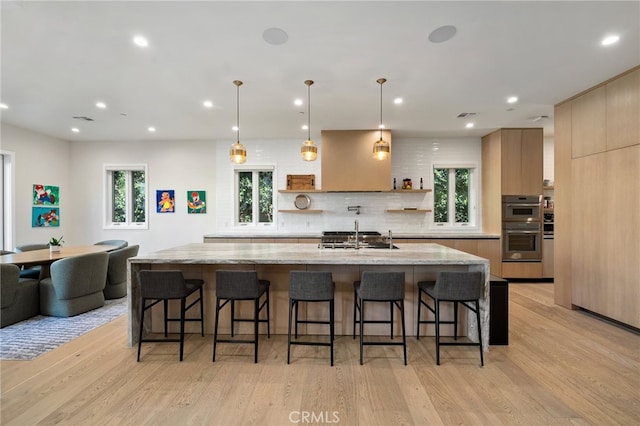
[531,115,550,122]
[456,112,477,118]
[72,116,94,122]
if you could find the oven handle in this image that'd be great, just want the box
[505,203,540,207]
[504,230,540,234]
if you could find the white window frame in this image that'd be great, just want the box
[1,151,15,250]
[432,163,478,230]
[103,164,148,230]
[234,165,275,228]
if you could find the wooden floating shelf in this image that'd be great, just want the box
[277,210,323,213]
[385,209,432,213]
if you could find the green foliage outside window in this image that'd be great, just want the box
[433,168,470,224]
[112,171,126,223]
[258,171,273,223]
[112,170,146,224]
[238,172,253,223]
[132,170,146,222]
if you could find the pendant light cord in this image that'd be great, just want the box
[234,80,243,142]
[307,83,311,140]
[377,78,386,140]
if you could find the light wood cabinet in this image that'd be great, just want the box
[482,128,543,196]
[571,85,606,158]
[606,68,640,150]
[554,65,640,328]
[542,238,554,278]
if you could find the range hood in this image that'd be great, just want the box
[321,130,391,191]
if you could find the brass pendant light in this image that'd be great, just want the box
[229,80,247,164]
[301,80,317,161]
[372,78,390,160]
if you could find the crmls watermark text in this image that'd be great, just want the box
[289,411,340,424]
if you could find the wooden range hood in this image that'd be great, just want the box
[320,130,391,191]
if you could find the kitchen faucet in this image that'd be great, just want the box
[354,219,359,249]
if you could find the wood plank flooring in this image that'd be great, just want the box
[2,283,639,425]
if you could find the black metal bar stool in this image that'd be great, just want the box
[416,271,484,366]
[213,270,270,363]
[353,271,407,365]
[137,270,204,362]
[288,271,335,366]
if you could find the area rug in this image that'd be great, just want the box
[0,297,127,361]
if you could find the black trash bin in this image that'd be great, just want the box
[489,275,509,345]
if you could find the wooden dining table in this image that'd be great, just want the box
[0,244,119,279]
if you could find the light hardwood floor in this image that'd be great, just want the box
[1,283,639,425]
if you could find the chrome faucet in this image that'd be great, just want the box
[354,219,359,249]
[388,229,393,249]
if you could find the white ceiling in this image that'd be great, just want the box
[1,1,638,143]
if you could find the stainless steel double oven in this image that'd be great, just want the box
[502,195,542,261]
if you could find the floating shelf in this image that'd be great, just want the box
[277,209,323,213]
[385,209,432,213]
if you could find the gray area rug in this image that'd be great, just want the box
[0,298,127,360]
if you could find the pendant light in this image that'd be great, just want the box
[229,80,247,164]
[372,78,390,160]
[301,80,318,161]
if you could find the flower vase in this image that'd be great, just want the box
[50,245,61,253]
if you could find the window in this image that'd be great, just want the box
[236,168,274,225]
[104,165,147,229]
[433,165,476,227]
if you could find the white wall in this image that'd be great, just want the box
[1,124,72,249]
[2,122,496,252]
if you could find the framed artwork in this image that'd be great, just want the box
[156,190,175,213]
[33,184,59,206]
[187,190,206,214]
[32,207,60,227]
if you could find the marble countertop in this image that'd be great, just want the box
[203,233,500,239]
[131,242,489,266]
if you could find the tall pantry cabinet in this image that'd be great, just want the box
[482,128,544,278]
[554,66,639,329]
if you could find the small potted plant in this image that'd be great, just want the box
[49,236,64,252]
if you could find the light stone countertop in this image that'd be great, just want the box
[131,242,490,266]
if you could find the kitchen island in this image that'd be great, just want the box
[127,243,490,350]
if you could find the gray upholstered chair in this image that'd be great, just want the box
[39,252,109,317]
[213,270,270,363]
[14,243,49,279]
[288,271,335,365]
[137,270,204,362]
[1,263,40,328]
[104,244,139,299]
[353,271,407,365]
[94,240,128,251]
[416,271,484,366]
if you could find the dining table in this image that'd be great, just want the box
[0,244,119,279]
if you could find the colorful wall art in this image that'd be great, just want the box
[156,190,175,213]
[32,207,60,227]
[187,190,206,214]
[33,184,59,205]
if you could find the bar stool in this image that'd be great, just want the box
[136,270,204,362]
[416,271,484,366]
[213,270,270,363]
[353,271,407,365]
[288,271,335,366]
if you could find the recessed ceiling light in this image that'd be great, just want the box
[262,27,288,45]
[294,99,303,106]
[148,126,156,132]
[203,100,213,108]
[394,98,403,105]
[71,127,80,133]
[507,96,518,104]
[465,123,474,128]
[302,124,309,130]
[0,103,8,109]
[232,125,239,132]
[96,101,107,109]
[133,35,149,48]
[378,124,386,129]
[429,25,457,43]
[601,35,620,46]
